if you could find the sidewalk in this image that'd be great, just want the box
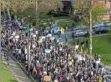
[0,51,32,82]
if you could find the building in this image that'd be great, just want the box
[61,0,111,21]
[103,1,111,21]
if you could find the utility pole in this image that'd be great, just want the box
[89,0,109,58]
[89,0,93,58]
[35,0,38,28]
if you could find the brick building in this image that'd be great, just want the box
[61,0,111,21]
[103,1,111,21]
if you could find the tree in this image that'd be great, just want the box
[2,0,63,26]
[10,0,34,21]
[38,0,63,13]
[1,0,11,19]
[73,0,106,25]
[1,0,7,12]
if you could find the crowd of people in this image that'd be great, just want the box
[1,18,109,82]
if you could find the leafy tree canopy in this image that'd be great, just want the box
[74,0,106,25]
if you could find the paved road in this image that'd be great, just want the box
[0,49,32,82]
[54,31,108,44]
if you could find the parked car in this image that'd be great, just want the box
[93,23,105,28]
[104,22,111,30]
[94,26,109,34]
[72,27,96,38]
[72,28,88,38]
[104,75,111,82]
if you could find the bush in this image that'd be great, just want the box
[57,19,78,29]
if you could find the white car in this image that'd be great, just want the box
[72,28,88,37]
[93,23,105,28]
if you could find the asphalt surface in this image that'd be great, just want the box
[53,31,108,44]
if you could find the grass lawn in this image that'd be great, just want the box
[39,15,77,29]
[68,33,111,65]
[92,34,111,65]
[0,59,18,82]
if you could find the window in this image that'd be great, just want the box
[104,9,111,15]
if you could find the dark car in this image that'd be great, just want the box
[94,27,109,34]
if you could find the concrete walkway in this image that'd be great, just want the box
[0,51,32,82]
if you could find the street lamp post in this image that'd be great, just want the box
[89,0,109,58]
[89,0,93,58]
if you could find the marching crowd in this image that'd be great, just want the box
[1,18,109,82]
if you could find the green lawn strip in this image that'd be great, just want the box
[92,34,111,65]
[68,33,111,65]
[0,59,18,82]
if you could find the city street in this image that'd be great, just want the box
[1,0,111,82]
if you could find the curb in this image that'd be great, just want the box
[9,52,36,82]
[1,57,19,82]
